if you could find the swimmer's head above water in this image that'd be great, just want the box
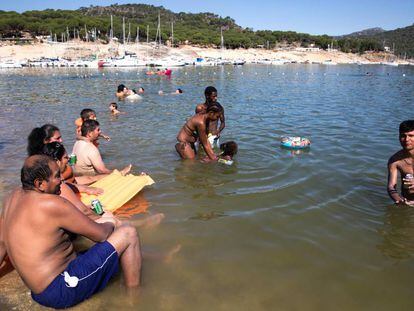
[204,86,218,104]
[117,84,126,93]
[80,108,97,121]
[220,141,238,158]
[399,120,414,151]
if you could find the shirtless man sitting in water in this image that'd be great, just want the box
[387,120,414,206]
[72,120,132,177]
[195,86,225,146]
[175,105,221,161]
[0,155,141,309]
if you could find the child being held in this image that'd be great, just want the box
[75,108,111,144]
[218,141,238,165]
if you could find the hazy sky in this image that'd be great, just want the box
[1,0,413,35]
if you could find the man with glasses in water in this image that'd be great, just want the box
[387,120,414,205]
[0,155,141,308]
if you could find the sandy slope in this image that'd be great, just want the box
[0,40,395,64]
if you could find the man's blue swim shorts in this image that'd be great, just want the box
[31,241,119,309]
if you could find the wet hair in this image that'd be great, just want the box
[81,119,100,137]
[204,86,217,97]
[42,142,66,161]
[27,124,60,156]
[110,102,118,109]
[117,84,126,92]
[220,141,238,157]
[21,155,53,190]
[177,88,183,93]
[80,108,96,121]
[399,120,414,133]
[206,104,222,114]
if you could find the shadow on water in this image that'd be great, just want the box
[377,206,414,260]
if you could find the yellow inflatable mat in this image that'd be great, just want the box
[80,170,155,212]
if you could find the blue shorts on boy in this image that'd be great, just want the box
[31,241,119,309]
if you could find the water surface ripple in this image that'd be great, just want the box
[0,64,413,310]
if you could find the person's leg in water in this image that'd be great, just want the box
[106,224,141,287]
[175,142,196,159]
[131,213,165,229]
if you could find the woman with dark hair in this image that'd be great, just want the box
[27,124,62,156]
[42,142,103,194]
[42,142,107,219]
[26,124,75,181]
[27,124,78,184]
[175,105,221,161]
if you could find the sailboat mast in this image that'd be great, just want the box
[110,15,113,41]
[85,24,88,42]
[122,17,126,44]
[171,21,174,47]
[220,27,224,50]
[136,26,139,44]
[158,12,161,45]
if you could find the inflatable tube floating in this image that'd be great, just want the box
[281,136,311,149]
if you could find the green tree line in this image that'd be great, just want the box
[2,4,407,56]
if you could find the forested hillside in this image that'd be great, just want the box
[0,3,412,56]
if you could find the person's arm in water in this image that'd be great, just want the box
[99,133,111,141]
[89,145,132,176]
[387,159,405,204]
[197,121,217,161]
[217,109,225,137]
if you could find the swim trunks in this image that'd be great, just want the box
[31,241,119,309]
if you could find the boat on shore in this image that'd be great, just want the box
[0,60,23,68]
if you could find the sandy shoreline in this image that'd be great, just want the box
[0,41,402,65]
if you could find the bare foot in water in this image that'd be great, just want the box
[133,213,165,228]
[163,244,182,263]
[143,244,182,263]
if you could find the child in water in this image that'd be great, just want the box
[109,102,123,115]
[218,141,238,165]
[75,108,111,144]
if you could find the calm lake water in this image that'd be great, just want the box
[0,64,413,310]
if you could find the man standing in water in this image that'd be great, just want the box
[387,120,414,205]
[195,86,225,146]
[0,155,142,309]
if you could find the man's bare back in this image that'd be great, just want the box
[1,188,112,293]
